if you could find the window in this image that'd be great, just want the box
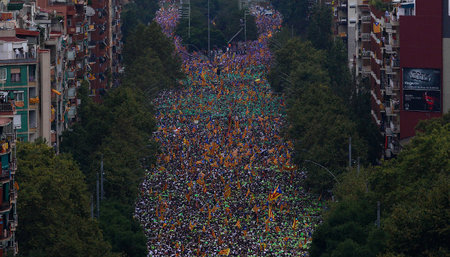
[14,91,24,102]
[10,68,21,82]
[0,68,6,81]
[29,65,36,82]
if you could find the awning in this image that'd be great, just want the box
[0,117,11,127]
[401,3,415,8]
[7,3,23,10]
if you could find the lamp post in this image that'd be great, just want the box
[304,159,340,184]
[207,0,210,58]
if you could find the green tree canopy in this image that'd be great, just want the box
[16,142,116,257]
[123,22,184,96]
[271,0,311,36]
[121,0,159,41]
[61,83,157,256]
[310,114,450,257]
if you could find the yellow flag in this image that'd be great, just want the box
[218,248,230,255]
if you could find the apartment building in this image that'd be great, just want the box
[0,26,50,143]
[0,92,18,256]
[89,0,123,101]
[0,0,123,148]
[334,0,447,158]
[0,0,123,254]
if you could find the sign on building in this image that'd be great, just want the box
[403,68,441,112]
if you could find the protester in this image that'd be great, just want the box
[135,1,321,256]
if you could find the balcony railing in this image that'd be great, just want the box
[0,228,12,242]
[0,53,37,64]
[0,103,14,113]
[361,50,371,58]
[361,33,370,41]
[0,169,9,182]
[392,60,400,68]
[0,201,11,213]
[360,15,371,23]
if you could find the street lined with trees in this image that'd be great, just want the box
[14,1,449,256]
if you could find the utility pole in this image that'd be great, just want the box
[188,0,191,38]
[376,201,380,228]
[349,137,352,168]
[357,156,360,176]
[180,0,191,38]
[100,154,104,200]
[91,195,94,219]
[96,171,100,218]
[207,0,210,58]
[244,9,247,42]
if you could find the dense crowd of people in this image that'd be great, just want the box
[135,1,322,256]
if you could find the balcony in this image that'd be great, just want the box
[385,102,399,116]
[9,220,17,232]
[0,201,11,213]
[0,169,9,183]
[0,103,14,115]
[360,50,371,59]
[66,71,75,80]
[361,33,370,41]
[385,86,395,96]
[88,41,97,49]
[0,229,12,243]
[0,52,37,64]
[28,97,39,110]
[10,188,16,204]
[385,23,396,34]
[339,18,348,24]
[360,15,371,23]
[9,162,16,175]
[390,78,399,90]
[384,45,395,54]
[392,59,400,68]
[0,141,11,155]
[338,3,347,10]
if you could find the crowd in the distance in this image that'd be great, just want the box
[135,1,322,256]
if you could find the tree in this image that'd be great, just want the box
[310,197,386,257]
[307,4,333,50]
[124,22,184,95]
[287,83,366,192]
[16,142,116,257]
[61,85,156,256]
[311,114,450,257]
[121,0,159,41]
[271,0,311,36]
[268,39,327,93]
[369,115,450,256]
[99,200,148,257]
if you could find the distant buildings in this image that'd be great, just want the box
[0,0,123,254]
[0,90,18,255]
[330,0,448,158]
[0,0,123,150]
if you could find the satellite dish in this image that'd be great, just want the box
[85,6,95,17]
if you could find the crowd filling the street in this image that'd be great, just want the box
[135,1,322,256]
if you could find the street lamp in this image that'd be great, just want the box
[304,159,340,184]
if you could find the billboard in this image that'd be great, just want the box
[403,68,441,112]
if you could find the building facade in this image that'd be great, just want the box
[0,0,124,254]
[0,92,18,256]
[334,0,447,158]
